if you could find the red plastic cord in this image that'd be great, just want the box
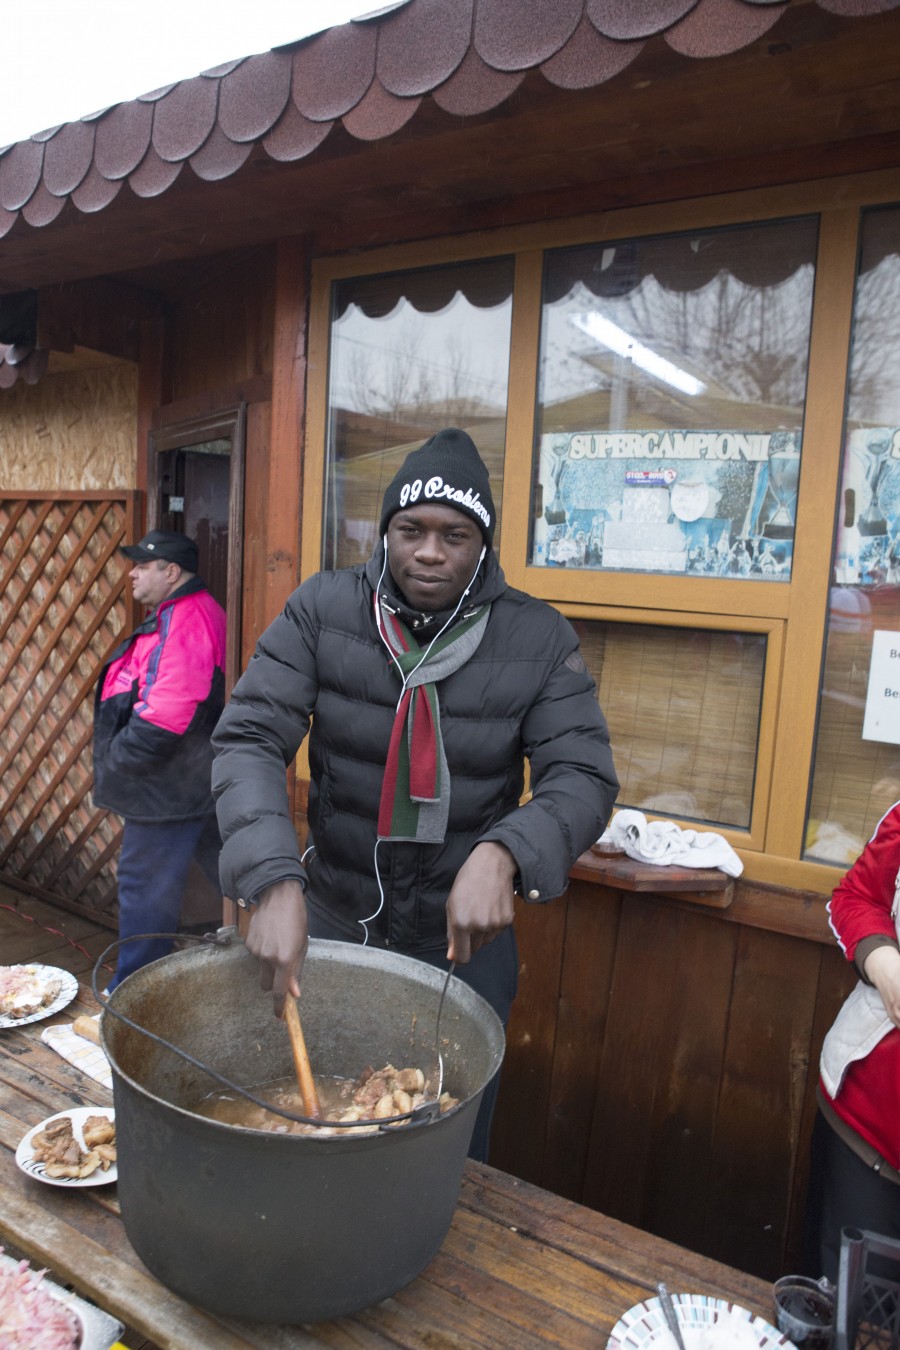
[1,903,115,973]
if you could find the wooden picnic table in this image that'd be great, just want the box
[0,978,778,1349]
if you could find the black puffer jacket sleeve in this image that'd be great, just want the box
[211,579,320,904]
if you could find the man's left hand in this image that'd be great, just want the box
[446,841,517,963]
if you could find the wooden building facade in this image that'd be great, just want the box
[2,0,899,1283]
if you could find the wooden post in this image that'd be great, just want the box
[136,316,168,513]
[229,235,310,932]
[267,236,309,627]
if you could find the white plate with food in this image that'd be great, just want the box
[0,963,78,1028]
[608,1294,795,1350]
[15,1107,117,1187]
[0,1250,124,1350]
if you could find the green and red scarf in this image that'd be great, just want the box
[376,595,490,843]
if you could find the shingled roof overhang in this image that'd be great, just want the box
[0,0,898,304]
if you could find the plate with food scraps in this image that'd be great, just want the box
[0,963,78,1028]
[607,1294,796,1350]
[16,1107,117,1188]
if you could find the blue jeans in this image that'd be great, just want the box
[306,903,518,1164]
[107,815,221,992]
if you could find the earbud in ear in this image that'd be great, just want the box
[383,535,389,552]
[464,545,488,596]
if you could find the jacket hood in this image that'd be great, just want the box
[364,539,507,631]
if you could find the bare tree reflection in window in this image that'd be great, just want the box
[325,260,514,569]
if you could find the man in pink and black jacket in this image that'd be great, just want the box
[93,530,227,991]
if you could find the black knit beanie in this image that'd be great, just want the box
[378,427,497,546]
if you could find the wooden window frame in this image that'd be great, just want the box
[563,605,784,856]
[304,168,900,893]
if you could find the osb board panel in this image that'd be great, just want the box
[0,366,138,491]
[169,246,277,403]
[0,494,137,919]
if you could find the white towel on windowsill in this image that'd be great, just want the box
[597,809,743,877]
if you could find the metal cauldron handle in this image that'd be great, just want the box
[93,930,447,1132]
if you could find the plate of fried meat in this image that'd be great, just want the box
[16,1107,117,1187]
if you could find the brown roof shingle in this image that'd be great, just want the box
[0,0,891,240]
[0,0,896,386]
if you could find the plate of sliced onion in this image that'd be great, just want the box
[0,1250,123,1350]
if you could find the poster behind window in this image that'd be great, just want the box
[531,429,800,580]
[834,427,900,586]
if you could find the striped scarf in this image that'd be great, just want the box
[376,595,490,843]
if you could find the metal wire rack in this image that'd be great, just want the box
[835,1228,900,1350]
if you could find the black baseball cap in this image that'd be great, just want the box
[120,530,198,571]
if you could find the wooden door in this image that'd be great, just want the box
[149,405,246,692]
[155,446,230,610]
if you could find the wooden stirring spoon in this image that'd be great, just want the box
[284,995,323,1121]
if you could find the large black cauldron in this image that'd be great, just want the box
[102,937,504,1324]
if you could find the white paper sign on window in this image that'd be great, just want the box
[863,630,900,745]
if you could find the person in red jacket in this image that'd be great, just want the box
[92,530,227,992]
[804,801,900,1280]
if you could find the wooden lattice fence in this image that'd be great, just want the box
[0,492,141,923]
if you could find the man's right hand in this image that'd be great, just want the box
[244,879,308,1016]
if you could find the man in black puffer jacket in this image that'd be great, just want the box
[211,428,618,1159]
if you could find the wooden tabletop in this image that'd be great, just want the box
[0,980,776,1349]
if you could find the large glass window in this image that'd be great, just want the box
[806,206,900,865]
[531,219,818,579]
[324,259,514,569]
[573,620,766,830]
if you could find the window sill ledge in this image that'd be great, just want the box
[569,848,735,908]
